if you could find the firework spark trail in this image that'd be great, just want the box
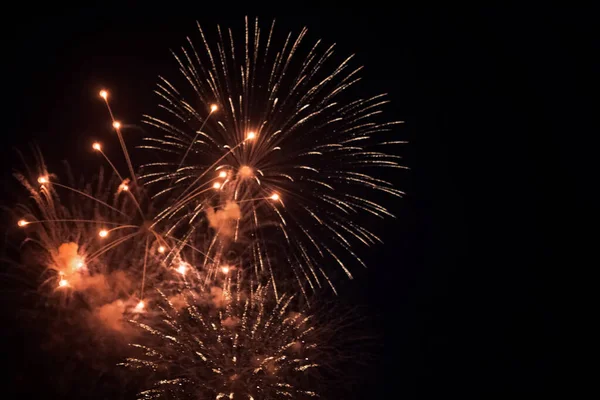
[100,90,139,188]
[139,17,406,294]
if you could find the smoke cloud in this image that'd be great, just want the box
[221,316,240,329]
[209,286,230,308]
[205,201,241,237]
[92,300,129,332]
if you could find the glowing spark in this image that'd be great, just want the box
[246,131,256,140]
[92,142,101,151]
[37,176,48,184]
[113,121,121,129]
[135,300,145,311]
[17,220,28,227]
[158,246,166,253]
[58,279,69,288]
[120,183,129,191]
[213,182,222,189]
[221,266,230,274]
[176,263,187,275]
[218,171,228,178]
[98,229,109,238]
[210,104,218,112]
[75,260,84,269]
[238,166,253,178]
[99,90,108,99]
[270,193,280,201]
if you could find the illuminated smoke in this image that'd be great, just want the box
[92,300,129,332]
[205,201,241,237]
[221,316,240,329]
[207,286,230,308]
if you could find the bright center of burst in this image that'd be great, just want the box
[246,131,256,140]
[238,166,253,178]
[176,264,187,275]
[58,279,69,288]
[135,301,145,310]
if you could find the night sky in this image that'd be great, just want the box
[1,5,587,399]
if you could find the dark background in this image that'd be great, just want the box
[1,4,588,399]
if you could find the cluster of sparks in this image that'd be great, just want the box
[11,17,403,399]
[123,272,321,399]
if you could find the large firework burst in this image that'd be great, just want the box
[140,17,405,296]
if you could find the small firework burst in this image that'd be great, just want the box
[11,154,155,299]
[123,274,324,399]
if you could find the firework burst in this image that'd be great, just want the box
[122,270,328,399]
[11,151,141,295]
[139,17,405,296]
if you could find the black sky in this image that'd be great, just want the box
[1,5,589,399]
